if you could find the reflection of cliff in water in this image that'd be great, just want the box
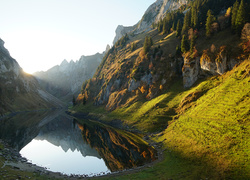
[77,119,157,172]
[35,116,100,158]
[0,110,100,159]
[0,110,60,151]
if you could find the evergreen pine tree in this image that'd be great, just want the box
[82,96,86,105]
[175,45,181,56]
[235,0,246,36]
[181,35,189,53]
[149,36,153,47]
[231,0,239,32]
[182,10,191,35]
[143,36,153,53]
[176,20,181,37]
[172,22,175,31]
[72,95,76,106]
[206,10,214,38]
[163,20,168,34]
[158,19,163,32]
[191,7,198,29]
[131,42,136,51]
[190,35,195,53]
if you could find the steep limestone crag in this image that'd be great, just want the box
[113,0,188,44]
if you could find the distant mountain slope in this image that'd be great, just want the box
[34,53,104,103]
[0,38,63,115]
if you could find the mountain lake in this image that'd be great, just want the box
[0,110,156,177]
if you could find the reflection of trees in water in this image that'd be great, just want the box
[77,120,157,172]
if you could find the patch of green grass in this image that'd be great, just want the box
[109,78,188,132]
[96,150,218,180]
[71,103,108,117]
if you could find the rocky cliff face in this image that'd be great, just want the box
[34,53,104,102]
[0,38,63,115]
[182,45,240,88]
[113,0,188,44]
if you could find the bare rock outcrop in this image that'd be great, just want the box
[182,57,200,88]
[182,46,240,88]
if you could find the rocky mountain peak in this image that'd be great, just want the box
[155,0,188,22]
[105,44,111,53]
[60,59,69,66]
[112,0,188,44]
[34,52,104,102]
[0,38,21,77]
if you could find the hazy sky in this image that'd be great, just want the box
[0,0,155,74]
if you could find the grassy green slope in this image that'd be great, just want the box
[158,60,250,179]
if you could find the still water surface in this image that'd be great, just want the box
[0,110,156,176]
[20,139,108,175]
